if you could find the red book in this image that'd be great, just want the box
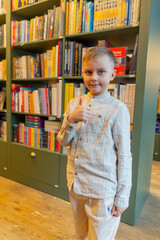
[45,88,50,115]
[18,123,21,142]
[56,133,61,153]
[28,127,31,146]
[109,47,127,75]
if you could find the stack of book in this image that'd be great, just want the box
[11,81,62,118]
[108,83,136,123]
[11,5,64,44]
[65,0,94,35]
[0,24,6,47]
[0,112,6,140]
[11,0,39,10]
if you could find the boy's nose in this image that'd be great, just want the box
[91,72,98,81]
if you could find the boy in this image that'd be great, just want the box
[57,46,132,240]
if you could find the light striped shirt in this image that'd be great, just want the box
[57,92,132,208]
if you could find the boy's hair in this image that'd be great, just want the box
[83,45,115,69]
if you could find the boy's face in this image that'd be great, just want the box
[82,55,115,96]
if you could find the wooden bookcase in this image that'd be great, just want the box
[1,0,160,226]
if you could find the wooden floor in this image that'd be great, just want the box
[0,161,159,240]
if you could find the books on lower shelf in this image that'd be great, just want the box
[0,112,6,140]
[108,83,135,123]
[12,41,63,78]
[0,24,6,48]
[0,89,6,110]
[11,81,62,118]
[13,118,61,152]
[0,59,6,80]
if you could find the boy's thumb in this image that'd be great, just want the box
[79,97,83,106]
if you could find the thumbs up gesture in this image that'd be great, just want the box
[68,97,91,124]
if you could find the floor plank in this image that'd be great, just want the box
[0,161,159,240]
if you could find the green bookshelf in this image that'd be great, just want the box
[1,0,160,226]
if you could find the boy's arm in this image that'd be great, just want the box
[57,97,91,146]
[57,99,78,147]
[112,105,132,209]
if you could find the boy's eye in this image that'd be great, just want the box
[98,70,105,74]
[85,71,92,75]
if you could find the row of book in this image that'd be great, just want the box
[11,82,62,118]
[13,117,61,152]
[108,83,135,123]
[0,59,6,80]
[12,41,63,79]
[65,0,94,35]
[64,82,86,112]
[0,24,6,47]
[0,112,6,140]
[65,0,141,35]
[0,0,6,14]
[11,0,39,10]
[11,6,64,45]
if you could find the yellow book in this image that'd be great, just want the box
[68,83,74,102]
[2,59,6,80]
[64,83,69,113]
[52,46,56,77]
[30,19,34,42]
[72,0,77,34]
[78,0,83,33]
[15,0,18,9]
[31,128,35,147]
[44,52,48,78]
[121,0,125,26]
[65,1,69,35]
[50,132,54,151]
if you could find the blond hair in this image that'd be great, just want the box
[83,46,115,69]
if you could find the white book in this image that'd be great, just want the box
[51,85,57,116]
[57,80,62,118]
[55,44,58,77]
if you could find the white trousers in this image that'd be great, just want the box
[69,188,120,240]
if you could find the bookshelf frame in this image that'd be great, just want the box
[0,0,160,226]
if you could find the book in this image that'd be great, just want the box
[0,91,5,110]
[109,46,128,75]
[129,34,139,74]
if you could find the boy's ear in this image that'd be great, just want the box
[111,70,116,81]
[82,69,84,76]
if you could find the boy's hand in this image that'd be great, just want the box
[68,97,91,124]
[111,205,127,217]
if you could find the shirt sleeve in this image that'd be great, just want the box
[57,99,78,147]
[112,104,132,208]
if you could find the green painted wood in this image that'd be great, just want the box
[59,154,68,191]
[11,143,59,186]
[0,13,6,25]
[0,141,7,171]
[153,134,160,161]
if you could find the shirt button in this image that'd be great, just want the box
[75,171,78,176]
[76,156,78,159]
[98,115,102,118]
[89,104,91,107]
[79,138,82,141]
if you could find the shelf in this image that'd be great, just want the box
[12,77,61,82]
[12,0,60,19]
[64,75,136,81]
[65,25,139,49]
[12,37,63,52]
[0,109,7,113]
[0,13,6,25]
[12,141,60,155]
[0,79,6,82]
[12,111,61,119]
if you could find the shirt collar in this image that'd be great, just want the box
[87,91,111,100]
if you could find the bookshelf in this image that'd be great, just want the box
[0,0,160,226]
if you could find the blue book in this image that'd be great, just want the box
[82,1,86,32]
[127,0,132,25]
[34,128,37,147]
[88,1,94,32]
[69,41,74,76]
[27,21,30,42]
[124,0,129,26]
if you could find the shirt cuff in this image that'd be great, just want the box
[62,114,78,132]
[114,195,129,209]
